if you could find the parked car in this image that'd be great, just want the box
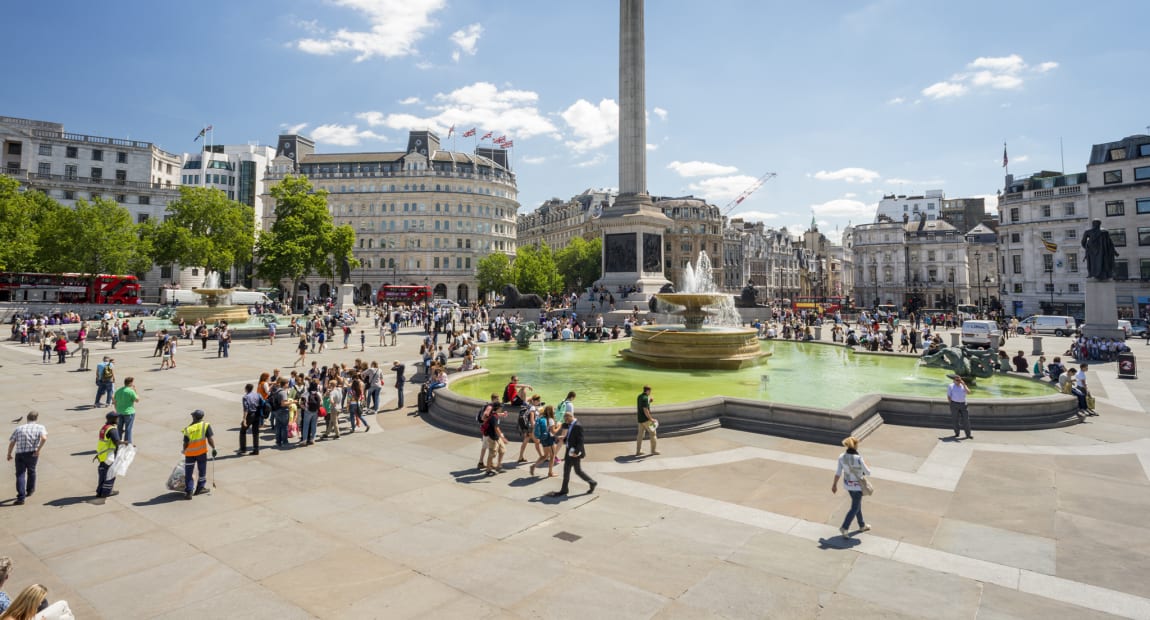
[961,319,1004,349]
[1130,318,1148,338]
[1018,315,1077,336]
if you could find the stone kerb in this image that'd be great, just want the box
[875,393,1082,431]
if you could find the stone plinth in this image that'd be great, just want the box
[1081,279,1125,340]
[621,325,769,370]
[175,305,251,324]
[336,283,355,311]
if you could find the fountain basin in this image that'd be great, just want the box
[621,325,770,369]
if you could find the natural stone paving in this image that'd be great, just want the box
[0,324,1147,618]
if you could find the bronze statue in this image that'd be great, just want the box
[737,279,760,308]
[1081,219,1118,280]
[339,256,351,284]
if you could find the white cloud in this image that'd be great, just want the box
[887,97,905,105]
[653,107,668,120]
[921,54,1057,99]
[813,167,881,183]
[883,177,945,187]
[560,98,619,152]
[844,192,857,198]
[646,143,658,151]
[309,123,387,146]
[668,160,739,178]
[354,81,559,140]
[574,153,606,168]
[1013,154,1030,163]
[397,96,421,105]
[729,210,779,222]
[283,122,309,134]
[809,198,876,219]
[521,155,547,165]
[822,227,845,245]
[687,174,759,203]
[449,23,482,62]
[295,0,446,62]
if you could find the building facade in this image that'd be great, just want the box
[997,171,1088,317]
[1085,134,1150,318]
[874,190,945,223]
[515,188,611,250]
[262,131,519,303]
[657,197,724,291]
[0,115,184,301]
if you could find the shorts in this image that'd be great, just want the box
[484,436,505,456]
[540,436,555,448]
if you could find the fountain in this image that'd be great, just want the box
[621,252,770,369]
[177,271,250,324]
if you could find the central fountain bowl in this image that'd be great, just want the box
[179,288,250,324]
[621,292,770,370]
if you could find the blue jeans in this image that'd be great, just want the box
[117,414,135,444]
[301,411,318,443]
[1072,387,1088,411]
[395,385,405,409]
[273,409,289,446]
[95,380,113,405]
[841,490,865,530]
[184,454,207,493]
[367,386,381,411]
[14,452,37,500]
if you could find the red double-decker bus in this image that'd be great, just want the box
[792,296,845,314]
[376,285,433,305]
[0,272,141,304]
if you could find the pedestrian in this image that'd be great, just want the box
[6,412,46,505]
[300,383,320,446]
[347,374,369,432]
[476,394,500,469]
[294,334,308,367]
[529,405,558,478]
[53,333,67,364]
[270,378,290,448]
[391,361,406,410]
[635,384,659,456]
[217,324,231,358]
[831,436,872,538]
[363,361,383,413]
[553,391,576,464]
[1074,364,1096,416]
[947,373,972,440]
[342,324,351,349]
[109,322,120,349]
[320,379,342,440]
[517,394,542,463]
[181,409,216,500]
[360,330,366,352]
[0,556,11,613]
[549,409,596,496]
[113,377,140,445]
[239,384,261,455]
[93,356,115,407]
[482,401,507,475]
[95,412,122,498]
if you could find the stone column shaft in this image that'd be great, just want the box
[619,0,646,198]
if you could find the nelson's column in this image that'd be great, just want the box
[596,0,673,301]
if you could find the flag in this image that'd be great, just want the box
[493,135,507,145]
[501,140,513,148]
[193,125,213,142]
[447,124,455,138]
[1002,143,1008,168]
[462,127,476,137]
[1042,238,1057,253]
[480,131,493,140]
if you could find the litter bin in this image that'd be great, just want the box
[1118,352,1137,379]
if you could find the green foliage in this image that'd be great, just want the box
[153,186,255,275]
[513,243,563,295]
[254,176,355,299]
[0,177,55,271]
[476,252,514,296]
[38,197,153,275]
[554,237,601,292]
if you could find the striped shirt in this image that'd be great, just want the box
[9,423,46,454]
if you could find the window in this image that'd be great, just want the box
[1111,229,1127,247]
[115,169,126,182]
[1139,199,1150,215]
[160,265,173,279]
[116,152,128,164]
[1142,259,1150,281]
[1065,229,1077,240]
[63,190,74,200]
[1069,283,1080,293]
[1013,283,1023,293]
[116,194,126,203]
[37,162,50,176]
[90,167,102,180]
[1104,170,1122,184]
[1064,202,1076,216]
[1012,255,1022,274]
[1041,231,1053,240]
[1135,166,1150,181]
[66,146,78,158]
[91,149,103,161]
[1067,253,1078,273]
[6,143,21,155]
[1041,204,1051,217]
[927,250,936,261]
[1010,208,1019,223]
[38,144,51,156]
[1010,233,1020,243]
[137,213,149,223]
[139,196,149,205]
[1110,148,1128,161]
[1043,254,1053,273]
[1140,227,1150,246]
[1115,261,1129,280]
[191,268,199,276]
[1141,144,1150,157]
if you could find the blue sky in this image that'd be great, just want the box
[6,0,1149,243]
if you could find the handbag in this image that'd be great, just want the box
[848,456,874,496]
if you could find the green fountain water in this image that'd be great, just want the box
[451,340,1055,409]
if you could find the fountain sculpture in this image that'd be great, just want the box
[176,271,250,324]
[621,252,770,369]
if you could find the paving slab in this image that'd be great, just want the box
[835,554,984,620]
[930,517,1056,574]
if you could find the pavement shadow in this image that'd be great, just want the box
[44,495,94,507]
[817,536,861,550]
[529,492,595,505]
[65,405,100,412]
[450,469,494,484]
[132,493,185,507]
[70,450,97,457]
[938,435,962,443]
[507,476,544,487]
[613,455,645,464]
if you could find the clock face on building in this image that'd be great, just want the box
[281,140,295,159]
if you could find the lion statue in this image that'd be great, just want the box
[500,284,545,309]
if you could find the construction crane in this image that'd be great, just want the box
[722,172,777,216]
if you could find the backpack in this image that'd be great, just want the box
[533,416,550,441]
[307,391,321,412]
[100,364,114,382]
[517,406,532,432]
[476,404,491,424]
[556,400,570,418]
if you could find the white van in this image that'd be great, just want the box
[961,319,1003,349]
[161,289,202,305]
[230,290,272,305]
[1018,315,1076,336]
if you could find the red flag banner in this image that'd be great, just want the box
[502,141,513,148]
[463,128,476,137]
[448,124,455,138]
[493,135,508,145]
[481,131,493,140]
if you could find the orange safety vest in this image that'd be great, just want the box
[183,421,209,457]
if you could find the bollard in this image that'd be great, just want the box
[813,326,823,340]
[949,332,961,347]
[1030,336,1043,356]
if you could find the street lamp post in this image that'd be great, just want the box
[973,251,982,314]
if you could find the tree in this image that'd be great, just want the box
[554,237,602,293]
[476,252,514,298]
[152,186,255,279]
[254,175,356,306]
[514,243,563,295]
[38,197,153,275]
[0,177,58,271]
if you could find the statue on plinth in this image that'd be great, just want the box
[1081,219,1119,280]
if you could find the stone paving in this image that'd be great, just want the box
[0,322,1148,618]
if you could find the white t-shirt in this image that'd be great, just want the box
[836,452,871,492]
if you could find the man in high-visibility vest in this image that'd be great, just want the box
[96,412,122,498]
[181,409,216,500]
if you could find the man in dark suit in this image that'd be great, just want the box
[550,410,596,496]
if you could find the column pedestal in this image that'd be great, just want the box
[336,283,356,311]
[1081,280,1124,340]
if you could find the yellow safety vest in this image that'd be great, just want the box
[183,421,209,457]
[97,424,116,463]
